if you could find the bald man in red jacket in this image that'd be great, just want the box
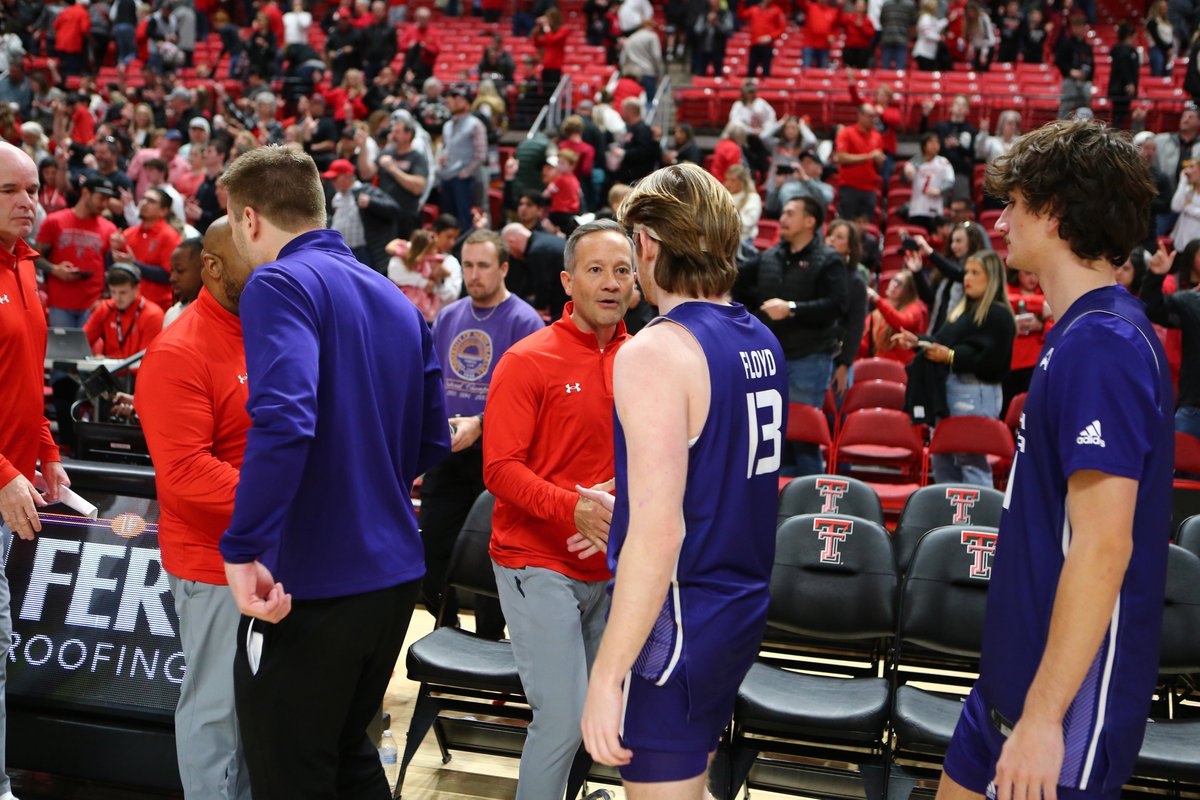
[0,141,69,800]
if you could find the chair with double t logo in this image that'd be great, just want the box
[728,513,898,800]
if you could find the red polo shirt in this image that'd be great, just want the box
[835,123,884,192]
[0,239,59,488]
[124,219,182,310]
[53,4,91,54]
[484,304,629,583]
[83,294,165,358]
[135,288,249,584]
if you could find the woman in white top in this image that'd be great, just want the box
[975,109,1022,163]
[1171,160,1200,251]
[727,80,778,137]
[283,0,312,47]
[723,164,762,244]
[903,132,956,232]
[913,0,949,70]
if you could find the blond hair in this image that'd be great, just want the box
[618,163,740,298]
[949,250,1014,326]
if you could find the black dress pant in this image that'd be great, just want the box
[234,579,420,799]
[418,447,505,639]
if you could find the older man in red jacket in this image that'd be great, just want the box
[0,141,69,800]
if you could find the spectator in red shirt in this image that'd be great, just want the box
[0,141,69,555]
[841,0,877,68]
[36,175,119,327]
[710,121,748,184]
[135,217,254,800]
[543,150,582,234]
[834,104,886,224]
[533,7,570,89]
[113,187,184,311]
[849,76,902,187]
[557,115,596,210]
[82,264,166,358]
[860,264,929,363]
[802,0,843,67]
[54,0,92,75]
[68,94,95,147]
[739,0,789,77]
[399,7,441,88]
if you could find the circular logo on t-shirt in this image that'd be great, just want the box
[449,329,494,382]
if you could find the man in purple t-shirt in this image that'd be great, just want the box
[422,229,544,634]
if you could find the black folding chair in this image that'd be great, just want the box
[777,474,886,528]
[729,513,898,800]
[893,485,1004,574]
[887,525,997,800]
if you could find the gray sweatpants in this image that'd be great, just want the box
[169,575,253,800]
[493,563,609,800]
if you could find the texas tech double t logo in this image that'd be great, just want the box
[813,517,854,564]
[960,529,998,579]
[815,478,850,514]
[946,487,980,524]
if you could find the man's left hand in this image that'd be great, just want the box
[993,713,1064,800]
[225,560,292,622]
[448,415,482,452]
[760,298,791,321]
[37,461,71,506]
[581,672,633,767]
[357,193,371,209]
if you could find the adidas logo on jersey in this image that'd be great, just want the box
[1076,420,1106,447]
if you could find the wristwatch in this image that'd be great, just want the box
[787,301,797,316]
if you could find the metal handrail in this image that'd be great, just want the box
[527,74,573,139]
[650,74,673,147]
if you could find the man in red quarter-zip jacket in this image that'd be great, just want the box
[135,217,254,800]
[0,141,69,800]
[483,219,635,800]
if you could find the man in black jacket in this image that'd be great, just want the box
[751,196,847,474]
[501,222,567,318]
[323,159,401,274]
[361,1,398,82]
[1055,13,1095,120]
[614,98,661,186]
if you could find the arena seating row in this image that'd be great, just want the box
[676,64,1191,135]
[398,485,1200,799]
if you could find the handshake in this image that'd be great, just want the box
[568,479,616,560]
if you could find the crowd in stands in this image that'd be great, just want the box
[2,0,1197,495]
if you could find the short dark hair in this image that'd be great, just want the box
[787,195,825,229]
[219,145,327,232]
[462,229,508,265]
[145,157,169,173]
[919,131,940,152]
[107,264,139,286]
[984,120,1155,266]
[176,237,204,258]
[564,219,634,275]
[434,213,460,232]
[518,191,546,208]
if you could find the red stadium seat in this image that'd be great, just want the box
[840,379,907,420]
[853,357,909,386]
[832,408,925,515]
[923,415,1015,488]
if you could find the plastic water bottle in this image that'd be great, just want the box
[379,730,398,765]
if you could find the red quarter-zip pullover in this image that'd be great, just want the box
[0,239,59,487]
[135,288,249,584]
[484,303,629,583]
